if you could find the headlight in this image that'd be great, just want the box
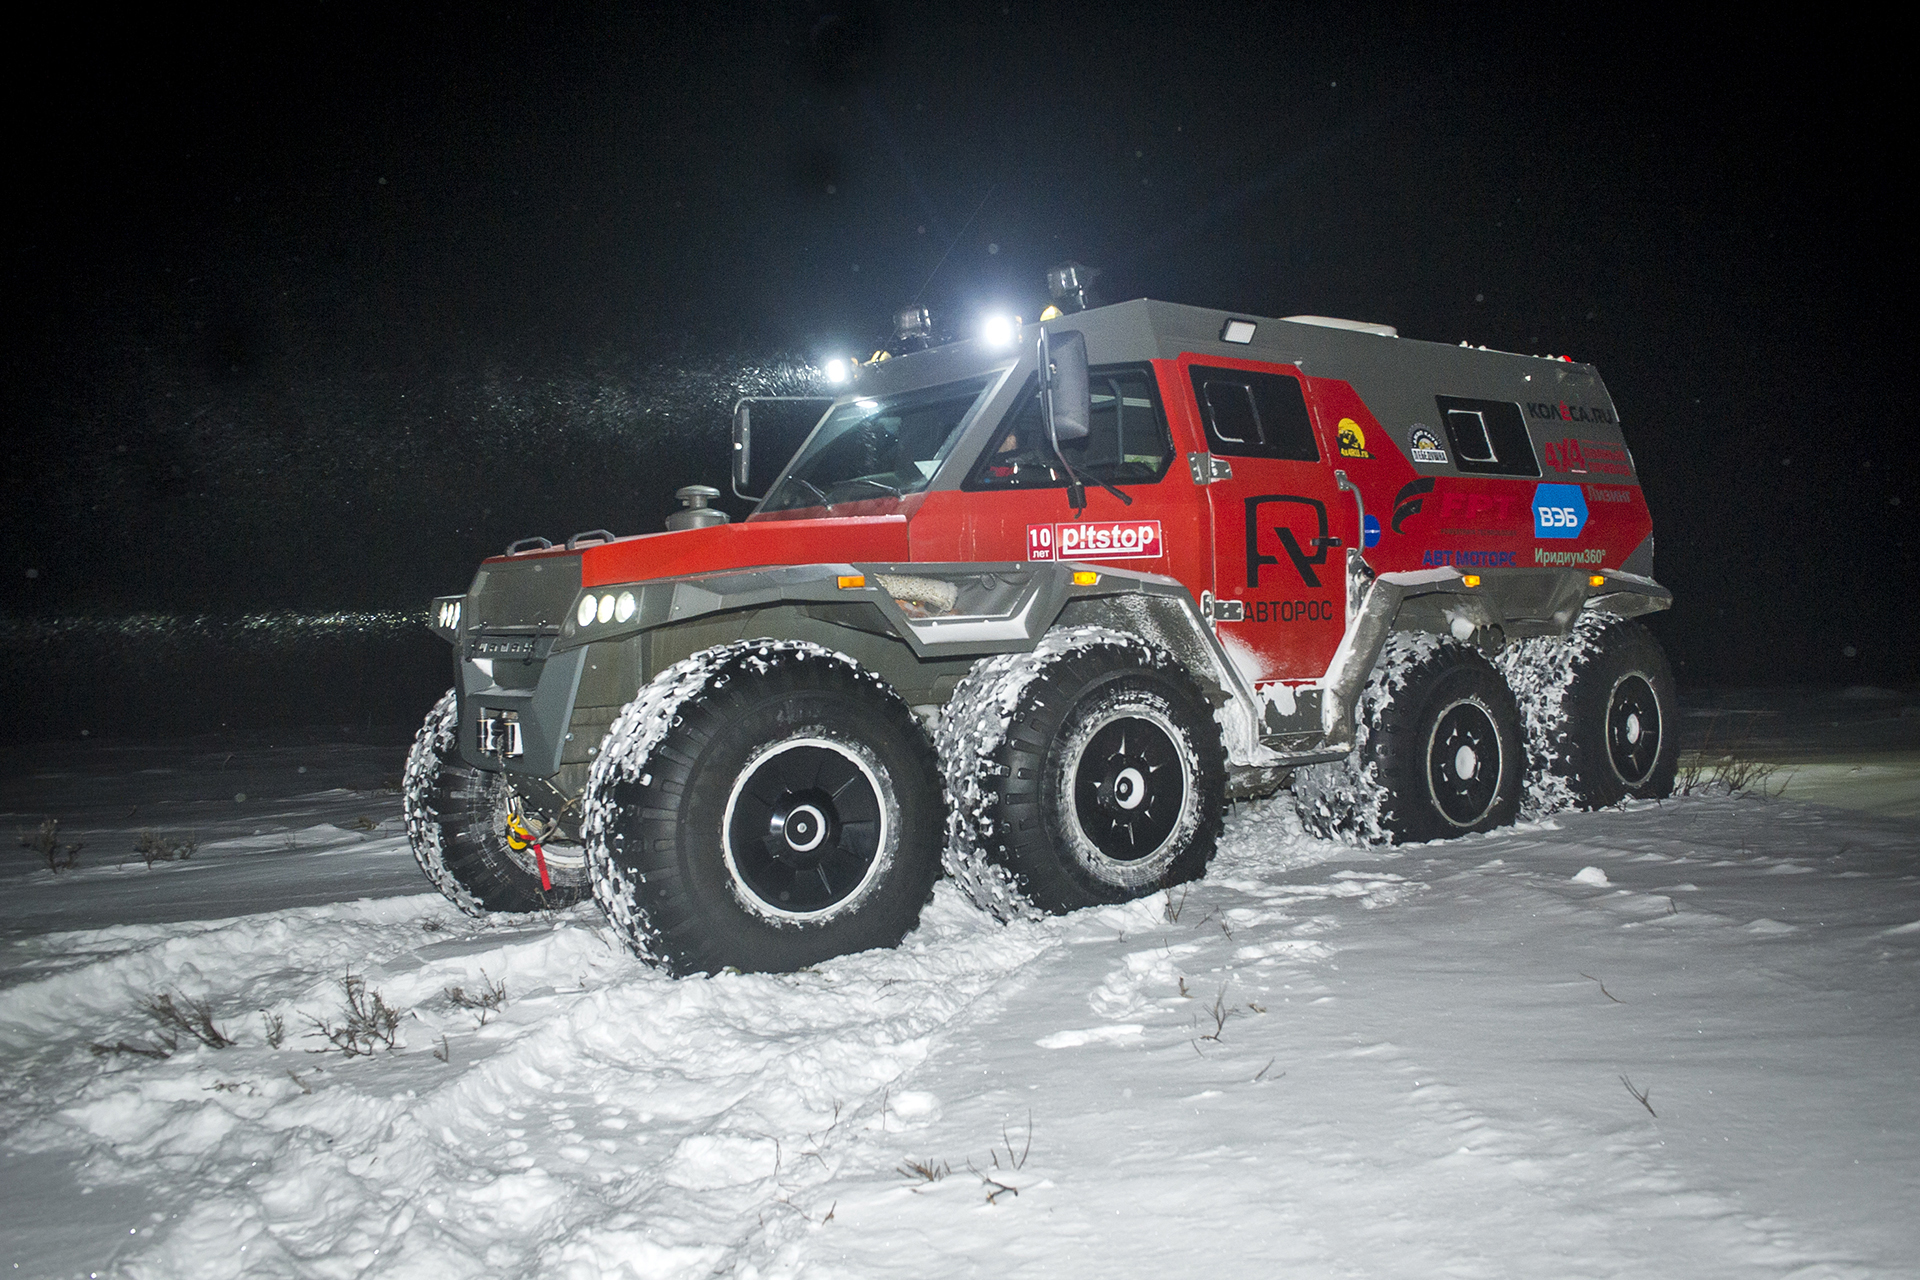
[576,590,640,629]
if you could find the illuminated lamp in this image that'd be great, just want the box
[979,313,1018,350]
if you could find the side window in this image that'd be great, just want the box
[1434,396,1539,476]
[1188,366,1318,461]
[966,364,1175,490]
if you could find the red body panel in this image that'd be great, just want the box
[561,514,912,589]
[491,341,1653,696]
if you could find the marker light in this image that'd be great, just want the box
[1589,574,1606,587]
[576,595,597,627]
[1462,574,1482,588]
[837,574,866,589]
[1072,571,1100,586]
[824,358,851,385]
[979,313,1018,350]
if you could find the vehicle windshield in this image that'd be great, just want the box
[759,373,1000,513]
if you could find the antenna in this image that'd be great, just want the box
[911,185,995,305]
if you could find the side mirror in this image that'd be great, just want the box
[731,396,831,501]
[1039,327,1090,444]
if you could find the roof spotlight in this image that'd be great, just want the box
[824,357,851,385]
[888,305,935,355]
[1045,262,1095,315]
[979,312,1018,350]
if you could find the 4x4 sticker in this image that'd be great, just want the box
[1336,418,1372,459]
[1542,437,1633,477]
[1027,520,1164,561]
[1408,424,1449,465]
[1246,494,1337,589]
[1532,484,1589,539]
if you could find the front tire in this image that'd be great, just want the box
[939,628,1226,916]
[402,690,593,914]
[1295,636,1523,844]
[582,642,943,976]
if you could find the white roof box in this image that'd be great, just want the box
[1283,315,1398,338]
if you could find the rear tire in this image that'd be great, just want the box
[939,628,1225,916]
[402,690,593,914]
[582,642,943,976]
[1500,615,1678,809]
[1295,636,1523,844]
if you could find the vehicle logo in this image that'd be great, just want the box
[1337,418,1372,459]
[1407,424,1449,465]
[1391,477,1436,533]
[1027,520,1164,561]
[1246,494,1334,589]
[1532,483,1589,539]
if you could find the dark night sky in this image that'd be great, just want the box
[5,2,1912,702]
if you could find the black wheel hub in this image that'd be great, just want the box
[726,743,882,914]
[1428,699,1501,827]
[1073,717,1185,862]
[765,789,838,868]
[1606,675,1662,787]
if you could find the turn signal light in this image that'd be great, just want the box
[837,574,866,589]
[1072,571,1099,586]
[1589,574,1606,587]
[1462,574,1482,588]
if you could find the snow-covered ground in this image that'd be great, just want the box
[3,689,1916,1279]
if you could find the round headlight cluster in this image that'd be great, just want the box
[436,600,462,631]
[576,591,638,628]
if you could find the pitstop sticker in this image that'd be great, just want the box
[1028,520,1165,561]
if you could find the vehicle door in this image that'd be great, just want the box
[928,362,1209,589]
[1177,355,1355,683]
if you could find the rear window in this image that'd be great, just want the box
[965,364,1174,490]
[1188,366,1319,461]
[1435,396,1539,476]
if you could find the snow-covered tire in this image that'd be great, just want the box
[402,690,593,914]
[581,641,943,976]
[936,626,1225,919]
[1294,635,1523,844]
[1497,614,1678,811]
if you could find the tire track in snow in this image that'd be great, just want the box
[1,888,1061,1278]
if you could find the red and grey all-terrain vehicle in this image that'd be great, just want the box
[403,280,1676,974]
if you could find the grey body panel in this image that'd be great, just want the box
[782,300,1636,501]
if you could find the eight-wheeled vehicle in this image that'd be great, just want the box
[404,282,1676,973]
